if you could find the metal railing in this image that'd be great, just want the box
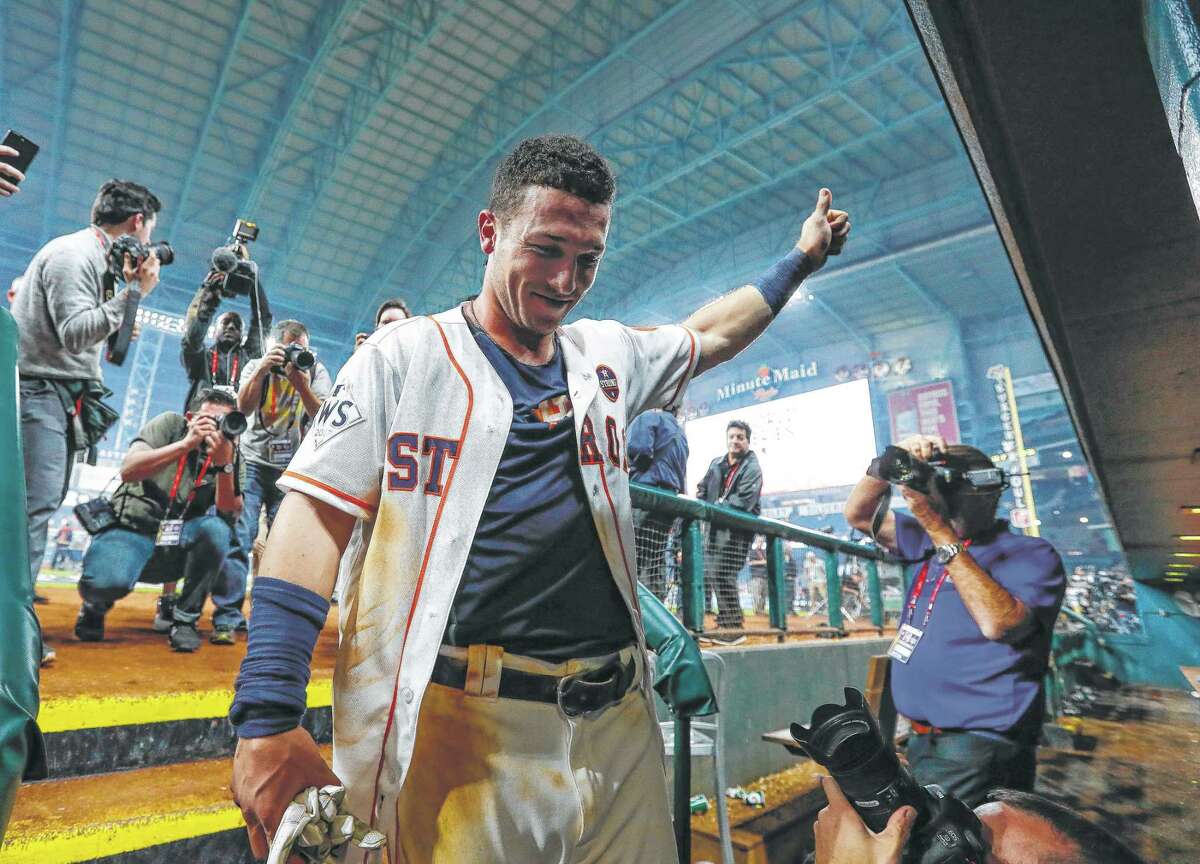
[631,482,900,639]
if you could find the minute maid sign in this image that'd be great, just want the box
[715,361,819,402]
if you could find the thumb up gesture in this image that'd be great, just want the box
[796,188,851,272]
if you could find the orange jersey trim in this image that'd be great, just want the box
[367,316,474,853]
[282,470,375,514]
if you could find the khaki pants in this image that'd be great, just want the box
[393,646,677,864]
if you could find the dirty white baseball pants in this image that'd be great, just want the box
[391,645,678,864]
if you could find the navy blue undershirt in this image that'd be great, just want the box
[442,318,635,661]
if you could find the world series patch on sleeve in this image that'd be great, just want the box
[311,383,365,447]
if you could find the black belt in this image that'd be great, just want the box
[430,651,638,717]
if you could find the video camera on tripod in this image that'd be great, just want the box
[104,235,175,366]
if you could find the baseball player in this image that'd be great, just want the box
[230,134,850,863]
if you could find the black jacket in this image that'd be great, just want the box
[180,282,271,411]
[696,451,763,515]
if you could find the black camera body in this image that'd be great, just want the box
[107,234,174,276]
[209,218,259,298]
[791,688,988,864]
[272,343,315,376]
[876,445,938,494]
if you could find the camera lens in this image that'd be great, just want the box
[149,240,174,266]
[220,411,247,440]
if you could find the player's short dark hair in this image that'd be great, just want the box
[984,790,1145,864]
[274,320,308,342]
[375,298,412,325]
[194,388,238,410]
[91,179,162,227]
[727,420,751,440]
[489,135,616,220]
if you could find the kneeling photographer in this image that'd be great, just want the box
[844,436,1066,807]
[74,389,245,653]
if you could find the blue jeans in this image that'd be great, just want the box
[214,462,284,629]
[20,378,74,590]
[80,516,232,625]
[906,729,1037,808]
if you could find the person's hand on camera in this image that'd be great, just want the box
[796,188,851,272]
[259,345,289,379]
[0,146,25,197]
[206,427,236,466]
[896,434,946,463]
[183,415,219,452]
[285,358,309,390]
[121,252,161,297]
[814,775,917,864]
[232,727,342,862]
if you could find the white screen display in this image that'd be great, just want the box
[684,379,877,495]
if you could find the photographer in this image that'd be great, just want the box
[696,419,763,629]
[12,178,162,666]
[223,320,330,639]
[73,389,243,653]
[180,272,272,411]
[812,777,1143,864]
[353,296,411,350]
[844,436,1065,806]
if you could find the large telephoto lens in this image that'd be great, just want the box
[790,688,924,833]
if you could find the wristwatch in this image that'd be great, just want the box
[934,542,964,564]
[215,462,235,474]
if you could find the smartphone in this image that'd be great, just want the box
[1,130,40,182]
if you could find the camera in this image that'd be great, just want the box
[874,446,1008,496]
[208,218,259,298]
[74,496,118,536]
[791,688,988,864]
[272,343,315,375]
[220,410,247,441]
[108,234,174,277]
[876,446,938,494]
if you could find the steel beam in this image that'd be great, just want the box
[416,3,918,305]
[236,1,371,219]
[169,0,257,247]
[40,0,83,244]
[273,0,465,268]
[354,0,709,329]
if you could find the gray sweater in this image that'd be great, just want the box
[12,226,131,381]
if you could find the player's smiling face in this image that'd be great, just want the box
[479,185,610,337]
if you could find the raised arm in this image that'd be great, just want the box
[684,189,849,376]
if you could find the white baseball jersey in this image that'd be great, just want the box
[278,305,699,845]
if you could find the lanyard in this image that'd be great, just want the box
[166,451,214,518]
[211,349,239,386]
[721,459,742,497]
[903,539,972,628]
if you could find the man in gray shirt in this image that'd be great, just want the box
[11,179,162,666]
[218,320,330,642]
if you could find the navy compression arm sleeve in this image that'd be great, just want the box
[229,577,330,739]
[752,249,811,315]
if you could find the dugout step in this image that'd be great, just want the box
[34,586,339,707]
[1,747,342,864]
